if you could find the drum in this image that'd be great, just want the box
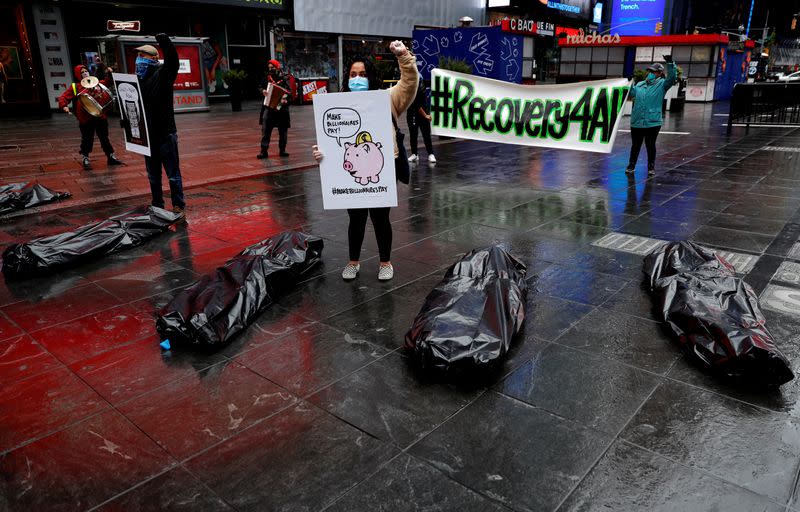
[78,78,114,117]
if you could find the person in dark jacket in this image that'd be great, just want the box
[626,58,677,176]
[135,34,185,215]
[257,59,291,159]
[57,64,123,170]
[406,77,435,164]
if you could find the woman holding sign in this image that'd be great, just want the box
[312,41,417,281]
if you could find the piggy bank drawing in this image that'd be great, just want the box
[343,131,384,185]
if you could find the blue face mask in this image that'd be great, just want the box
[348,76,369,92]
[646,72,657,81]
[135,56,158,79]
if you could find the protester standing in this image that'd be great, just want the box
[407,77,436,164]
[57,64,123,170]
[626,57,677,176]
[311,41,417,281]
[136,33,185,215]
[257,59,291,159]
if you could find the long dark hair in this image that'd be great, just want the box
[341,55,381,92]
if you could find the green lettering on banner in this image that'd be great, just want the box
[430,70,629,151]
[495,98,515,134]
[451,79,473,130]
[587,88,610,143]
[549,100,572,140]
[468,96,483,131]
[483,98,497,131]
[570,88,594,142]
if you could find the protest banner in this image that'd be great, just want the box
[312,89,397,209]
[112,73,151,157]
[430,69,630,153]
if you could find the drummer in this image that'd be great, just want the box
[57,64,123,170]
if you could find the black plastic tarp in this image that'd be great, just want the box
[644,241,793,386]
[0,182,71,215]
[2,206,182,279]
[156,231,323,349]
[405,245,527,372]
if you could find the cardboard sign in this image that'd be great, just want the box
[430,68,630,153]
[112,73,151,156]
[313,90,397,210]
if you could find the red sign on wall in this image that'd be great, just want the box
[124,44,202,91]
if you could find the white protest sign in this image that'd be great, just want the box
[112,72,151,156]
[313,89,397,209]
[430,69,630,153]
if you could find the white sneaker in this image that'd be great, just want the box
[209,82,216,93]
[377,263,394,281]
[408,154,418,163]
[342,263,360,280]
[428,154,437,164]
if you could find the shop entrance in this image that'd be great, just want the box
[228,46,270,101]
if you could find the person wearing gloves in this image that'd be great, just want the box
[257,59,291,159]
[135,34,186,215]
[311,41,417,282]
[626,57,677,176]
[407,76,435,164]
[57,64,123,170]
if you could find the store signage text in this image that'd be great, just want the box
[566,29,621,44]
[494,18,555,37]
[107,20,141,32]
[548,1,581,14]
[174,95,205,106]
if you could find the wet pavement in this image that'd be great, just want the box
[1,100,800,511]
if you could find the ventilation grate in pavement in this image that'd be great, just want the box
[762,146,800,153]
[592,232,759,273]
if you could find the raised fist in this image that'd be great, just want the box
[389,40,408,57]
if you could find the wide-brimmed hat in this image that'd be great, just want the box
[647,62,665,73]
[135,44,159,57]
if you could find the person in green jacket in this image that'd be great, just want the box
[626,57,677,176]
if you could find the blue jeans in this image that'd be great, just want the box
[145,132,185,209]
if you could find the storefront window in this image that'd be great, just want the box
[283,32,338,89]
[0,4,40,106]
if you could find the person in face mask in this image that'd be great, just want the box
[135,34,186,216]
[257,59,291,159]
[311,42,417,282]
[626,57,677,176]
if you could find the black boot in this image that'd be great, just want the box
[257,151,268,159]
[107,153,123,166]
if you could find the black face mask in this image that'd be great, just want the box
[269,69,278,76]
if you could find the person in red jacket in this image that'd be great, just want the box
[58,64,123,170]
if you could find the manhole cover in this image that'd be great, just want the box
[760,284,800,316]
[591,232,759,273]
[772,261,800,286]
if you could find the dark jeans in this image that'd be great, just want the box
[407,112,433,155]
[347,207,392,262]
[79,117,114,156]
[629,126,661,168]
[144,132,185,209]
[261,117,288,154]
